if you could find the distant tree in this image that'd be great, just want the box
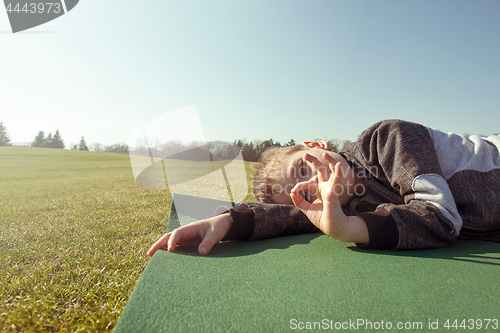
[32,131,45,148]
[261,139,281,151]
[72,144,78,150]
[234,139,244,151]
[52,130,65,149]
[0,121,11,146]
[207,141,239,161]
[104,142,128,154]
[284,139,296,147]
[254,139,281,160]
[244,142,258,162]
[234,139,259,162]
[340,139,353,151]
[89,143,104,152]
[326,138,341,152]
[43,132,53,148]
[78,137,89,151]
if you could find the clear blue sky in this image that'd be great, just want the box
[1,0,499,148]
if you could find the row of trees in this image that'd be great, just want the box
[128,138,353,163]
[234,138,352,162]
[1,121,354,162]
[32,130,65,149]
[86,142,129,154]
[30,131,126,153]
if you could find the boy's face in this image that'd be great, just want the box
[269,148,357,206]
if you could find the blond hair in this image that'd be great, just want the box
[253,145,308,203]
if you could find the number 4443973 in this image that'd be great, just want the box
[444,319,498,330]
[5,2,62,14]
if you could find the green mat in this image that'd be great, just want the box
[115,195,500,332]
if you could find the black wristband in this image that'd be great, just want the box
[222,203,255,240]
[356,208,399,249]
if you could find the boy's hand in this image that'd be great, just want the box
[290,153,368,244]
[147,213,232,257]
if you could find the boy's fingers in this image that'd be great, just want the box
[328,161,336,174]
[147,232,172,257]
[168,228,190,251]
[292,179,318,196]
[332,162,342,184]
[304,153,321,170]
[197,228,222,255]
[197,219,232,255]
[198,241,213,256]
[167,224,203,252]
[322,152,336,164]
[290,190,311,212]
[321,154,338,177]
[291,180,319,210]
[305,153,329,182]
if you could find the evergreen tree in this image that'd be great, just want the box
[32,131,45,148]
[43,132,53,148]
[234,139,259,162]
[243,141,257,162]
[79,136,89,151]
[326,138,341,152]
[52,130,65,149]
[0,121,11,146]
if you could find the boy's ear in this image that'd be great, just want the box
[302,141,329,150]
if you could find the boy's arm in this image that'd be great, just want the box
[147,206,319,256]
[356,201,457,250]
[224,202,321,241]
[343,119,461,249]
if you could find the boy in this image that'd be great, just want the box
[148,119,500,256]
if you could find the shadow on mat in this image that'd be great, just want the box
[165,233,322,258]
[349,239,500,266]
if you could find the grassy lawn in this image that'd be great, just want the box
[0,147,256,332]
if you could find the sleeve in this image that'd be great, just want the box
[357,203,457,250]
[344,119,461,250]
[223,202,321,241]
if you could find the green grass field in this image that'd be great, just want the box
[0,147,256,332]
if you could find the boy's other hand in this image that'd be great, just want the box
[302,141,329,150]
[290,153,368,244]
[290,154,347,239]
[147,213,232,257]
